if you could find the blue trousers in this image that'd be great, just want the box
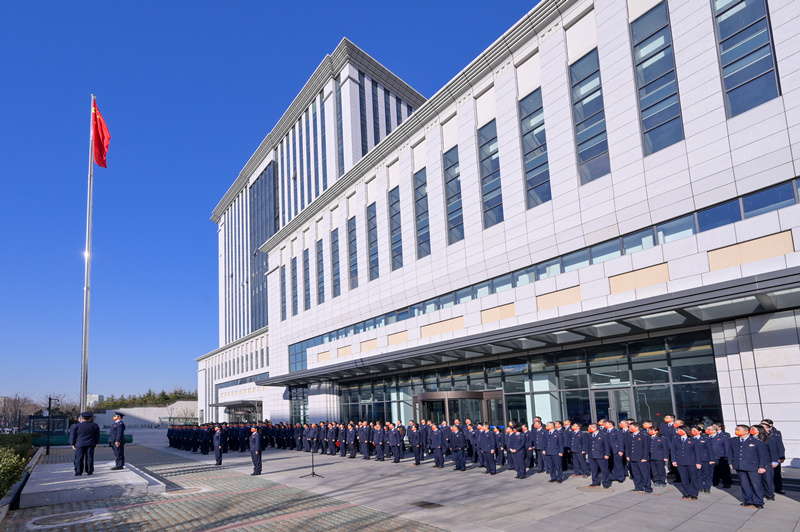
[483,451,496,473]
[676,464,699,497]
[251,451,261,474]
[73,446,94,475]
[590,456,611,487]
[511,451,526,478]
[453,448,465,470]
[738,469,765,506]
[433,448,444,467]
[545,454,562,481]
[631,461,652,491]
[650,459,667,484]
[573,452,588,476]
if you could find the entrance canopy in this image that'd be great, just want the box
[257,266,800,388]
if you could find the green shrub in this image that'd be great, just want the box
[0,433,33,458]
[0,447,28,499]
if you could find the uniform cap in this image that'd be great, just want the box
[114,412,125,418]
[80,411,93,418]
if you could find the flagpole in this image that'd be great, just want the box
[80,94,96,413]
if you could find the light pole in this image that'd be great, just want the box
[45,397,60,456]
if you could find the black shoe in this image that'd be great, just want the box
[603,485,610,489]
[589,483,600,487]
[75,473,81,476]
[251,472,260,476]
[776,490,786,495]
[557,480,562,484]
[722,485,731,489]
[111,466,123,470]
[548,479,557,483]
[766,496,775,500]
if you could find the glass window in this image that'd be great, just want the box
[439,292,455,309]
[570,49,610,184]
[713,0,780,117]
[698,199,742,231]
[634,385,673,425]
[536,258,561,280]
[667,331,713,358]
[671,356,717,382]
[588,346,630,387]
[520,88,551,208]
[557,350,588,389]
[506,394,533,427]
[531,392,561,423]
[493,273,513,293]
[503,359,529,393]
[563,249,590,272]
[443,146,465,244]
[348,216,358,289]
[513,266,536,287]
[414,168,431,258]
[656,214,696,244]
[531,353,557,392]
[590,239,622,264]
[389,186,403,270]
[742,182,795,219]
[673,382,722,425]
[623,228,655,254]
[423,298,438,314]
[562,390,592,426]
[468,364,486,391]
[474,281,491,298]
[478,120,504,227]
[367,203,379,280]
[455,287,473,304]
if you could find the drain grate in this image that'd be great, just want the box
[409,501,443,509]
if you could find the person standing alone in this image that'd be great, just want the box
[109,412,126,470]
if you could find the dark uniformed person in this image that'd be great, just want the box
[408,423,423,465]
[429,423,445,468]
[648,426,670,486]
[605,421,626,483]
[70,412,100,476]
[338,423,347,457]
[250,427,262,475]
[373,423,386,461]
[213,425,223,465]
[759,424,781,501]
[570,424,589,477]
[729,424,768,508]
[692,425,714,493]
[450,425,466,472]
[533,421,547,473]
[543,422,564,483]
[346,424,357,458]
[761,419,785,494]
[387,424,401,463]
[626,422,652,493]
[707,424,731,488]
[109,412,126,470]
[480,423,497,475]
[670,425,700,499]
[587,423,612,489]
[508,428,526,478]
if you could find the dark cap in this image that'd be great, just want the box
[114,412,125,418]
[80,412,93,418]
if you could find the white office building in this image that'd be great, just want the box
[197,0,800,464]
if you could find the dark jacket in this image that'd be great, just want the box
[70,421,100,447]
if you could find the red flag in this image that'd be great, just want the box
[92,101,110,168]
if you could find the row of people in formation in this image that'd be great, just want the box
[167,415,786,509]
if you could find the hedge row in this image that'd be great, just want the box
[0,434,32,499]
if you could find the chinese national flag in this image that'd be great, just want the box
[92,101,111,168]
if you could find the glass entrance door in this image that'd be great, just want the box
[415,391,505,426]
[592,388,633,422]
[422,400,446,425]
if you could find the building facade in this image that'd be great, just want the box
[198,0,800,464]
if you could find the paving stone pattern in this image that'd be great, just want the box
[2,446,445,532]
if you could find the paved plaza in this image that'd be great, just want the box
[3,429,800,531]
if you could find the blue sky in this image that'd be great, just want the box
[0,1,536,402]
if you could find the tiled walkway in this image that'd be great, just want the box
[2,446,444,532]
